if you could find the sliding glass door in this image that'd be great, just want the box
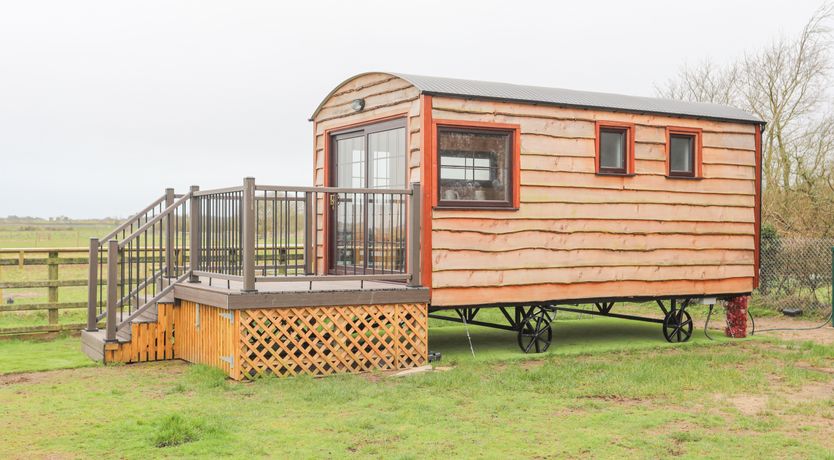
[329,118,406,275]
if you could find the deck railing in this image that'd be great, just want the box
[87,177,422,342]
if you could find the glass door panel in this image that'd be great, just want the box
[368,127,406,273]
[332,135,365,273]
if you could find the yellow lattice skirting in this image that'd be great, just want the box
[170,301,428,380]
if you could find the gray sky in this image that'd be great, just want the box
[0,0,824,218]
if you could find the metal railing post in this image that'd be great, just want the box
[164,188,175,277]
[242,177,257,292]
[407,183,422,287]
[86,238,99,331]
[105,239,119,342]
[304,192,315,275]
[189,185,201,283]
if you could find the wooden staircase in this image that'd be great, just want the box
[82,297,176,363]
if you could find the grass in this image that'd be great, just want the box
[0,334,96,374]
[2,320,834,458]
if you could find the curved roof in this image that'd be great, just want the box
[310,72,763,124]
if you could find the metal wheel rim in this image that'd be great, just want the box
[517,307,553,353]
[663,309,693,343]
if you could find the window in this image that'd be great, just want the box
[595,122,634,175]
[666,127,702,178]
[437,125,516,208]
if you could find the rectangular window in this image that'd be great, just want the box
[437,126,514,208]
[666,127,702,178]
[595,122,634,175]
[669,134,694,176]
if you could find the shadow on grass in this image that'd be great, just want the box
[429,316,732,364]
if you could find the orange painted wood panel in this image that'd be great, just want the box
[105,303,175,364]
[433,202,754,223]
[432,230,754,252]
[430,96,757,134]
[432,248,754,271]
[431,218,754,236]
[519,185,755,207]
[430,277,754,307]
[433,264,755,288]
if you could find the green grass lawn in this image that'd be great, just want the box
[2,320,834,458]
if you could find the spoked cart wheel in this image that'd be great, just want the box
[517,306,554,353]
[662,309,693,343]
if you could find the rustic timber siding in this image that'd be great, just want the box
[428,96,756,306]
[311,73,757,308]
[312,73,423,274]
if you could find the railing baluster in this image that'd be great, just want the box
[105,240,119,342]
[242,177,256,292]
[86,238,99,332]
[408,183,421,287]
[189,185,201,282]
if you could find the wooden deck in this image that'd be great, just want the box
[173,276,429,309]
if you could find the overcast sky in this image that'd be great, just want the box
[0,0,825,218]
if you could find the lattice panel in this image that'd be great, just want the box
[239,303,427,379]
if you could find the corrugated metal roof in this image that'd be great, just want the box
[311,72,763,124]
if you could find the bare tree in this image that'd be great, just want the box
[656,60,742,106]
[657,3,834,236]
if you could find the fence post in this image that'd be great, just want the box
[164,188,175,277]
[304,192,315,275]
[242,177,257,292]
[408,183,422,287]
[189,185,201,283]
[105,240,119,342]
[86,238,99,332]
[47,250,59,326]
[831,246,833,328]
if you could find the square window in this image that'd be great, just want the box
[437,127,514,207]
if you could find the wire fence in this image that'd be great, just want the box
[754,236,834,315]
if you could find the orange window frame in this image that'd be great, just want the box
[594,121,635,175]
[431,119,521,210]
[665,126,703,178]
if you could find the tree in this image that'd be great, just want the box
[657,4,834,236]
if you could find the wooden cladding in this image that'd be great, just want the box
[105,302,175,363]
[428,96,758,306]
[173,301,238,378]
[239,303,427,379]
[110,299,428,380]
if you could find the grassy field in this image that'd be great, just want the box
[2,320,834,459]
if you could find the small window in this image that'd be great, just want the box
[595,122,633,175]
[666,127,702,178]
[437,126,513,208]
[669,134,695,176]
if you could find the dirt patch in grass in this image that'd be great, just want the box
[0,360,189,387]
[752,317,834,344]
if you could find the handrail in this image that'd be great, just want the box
[193,185,244,197]
[256,185,412,194]
[118,193,192,249]
[99,194,167,243]
[115,271,191,332]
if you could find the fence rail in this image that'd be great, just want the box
[0,248,91,336]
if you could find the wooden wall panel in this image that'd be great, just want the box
[429,95,758,306]
[173,301,236,378]
[105,302,175,364]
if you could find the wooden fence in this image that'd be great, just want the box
[0,247,91,337]
[0,245,307,338]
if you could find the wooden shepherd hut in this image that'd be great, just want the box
[82,72,763,378]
